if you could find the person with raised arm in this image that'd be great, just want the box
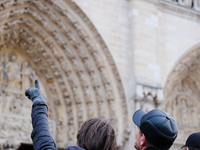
[25,79,117,150]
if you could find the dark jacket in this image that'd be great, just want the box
[31,101,85,150]
[31,101,56,150]
[65,146,85,150]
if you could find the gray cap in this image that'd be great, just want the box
[133,109,178,149]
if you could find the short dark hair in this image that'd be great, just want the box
[138,128,158,149]
[77,118,117,150]
[187,147,200,150]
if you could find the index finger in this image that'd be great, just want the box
[35,79,40,89]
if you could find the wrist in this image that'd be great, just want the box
[32,96,44,104]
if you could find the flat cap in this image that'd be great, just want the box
[133,109,178,149]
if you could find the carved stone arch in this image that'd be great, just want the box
[0,0,129,149]
[161,43,200,145]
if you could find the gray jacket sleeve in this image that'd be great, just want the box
[31,101,57,150]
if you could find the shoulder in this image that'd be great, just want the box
[65,146,85,150]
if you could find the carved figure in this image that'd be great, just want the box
[179,98,188,124]
[30,70,37,87]
[78,71,88,86]
[83,58,93,72]
[63,44,75,58]
[97,101,105,117]
[6,54,21,89]
[89,71,99,87]
[184,0,193,7]
[3,0,15,8]
[21,62,31,91]
[0,56,4,87]
[68,124,75,140]
[99,67,109,84]
[87,102,94,118]
[71,58,81,72]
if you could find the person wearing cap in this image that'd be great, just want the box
[132,109,178,150]
[182,132,200,150]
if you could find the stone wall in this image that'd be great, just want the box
[132,0,200,87]
[74,0,200,149]
[0,0,199,149]
[73,0,135,122]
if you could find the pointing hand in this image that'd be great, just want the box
[25,79,44,103]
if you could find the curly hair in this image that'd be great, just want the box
[77,118,117,150]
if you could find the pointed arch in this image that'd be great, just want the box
[0,0,129,148]
[162,43,200,144]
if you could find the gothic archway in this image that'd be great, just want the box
[0,0,129,149]
[162,43,200,145]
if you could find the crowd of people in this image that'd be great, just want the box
[25,79,200,150]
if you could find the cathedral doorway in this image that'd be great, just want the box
[0,0,129,149]
[17,144,33,150]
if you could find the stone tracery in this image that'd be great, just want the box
[0,0,129,149]
[162,45,200,144]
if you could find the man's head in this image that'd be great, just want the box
[182,132,200,150]
[77,118,117,150]
[132,109,178,150]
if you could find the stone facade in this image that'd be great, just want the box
[0,0,200,150]
[75,0,200,149]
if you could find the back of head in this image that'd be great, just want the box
[77,118,117,150]
[182,132,200,150]
[133,109,178,149]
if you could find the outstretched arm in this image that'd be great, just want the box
[25,79,57,150]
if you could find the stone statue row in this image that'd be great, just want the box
[169,0,200,10]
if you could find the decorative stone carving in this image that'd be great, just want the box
[52,31,65,46]
[83,86,91,103]
[63,44,75,59]
[87,102,94,118]
[68,124,75,141]
[0,116,31,141]
[97,101,105,117]
[134,83,164,112]
[0,0,129,148]
[99,67,109,84]
[57,21,70,33]
[2,0,15,9]
[56,117,66,143]
[67,32,79,46]
[0,56,4,87]
[89,71,100,87]
[1,140,20,150]
[92,52,104,68]
[82,58,93,72]
[6,54,21,90]
[66,71,75,86]
[77,71,88,87]
[71,86,81,103]
[163,47,200,145]
[76,45,87,59]
[33,0,47,12]
[164,94,200,126]
[0,50,55,146]
[71,58,81,72]
[63,11,77,24]
[161,0,200,11]
[77,103,83,127]
[21,62,32,91]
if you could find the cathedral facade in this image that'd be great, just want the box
[0,0,199,150]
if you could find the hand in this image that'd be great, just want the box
[25,79,44,103]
